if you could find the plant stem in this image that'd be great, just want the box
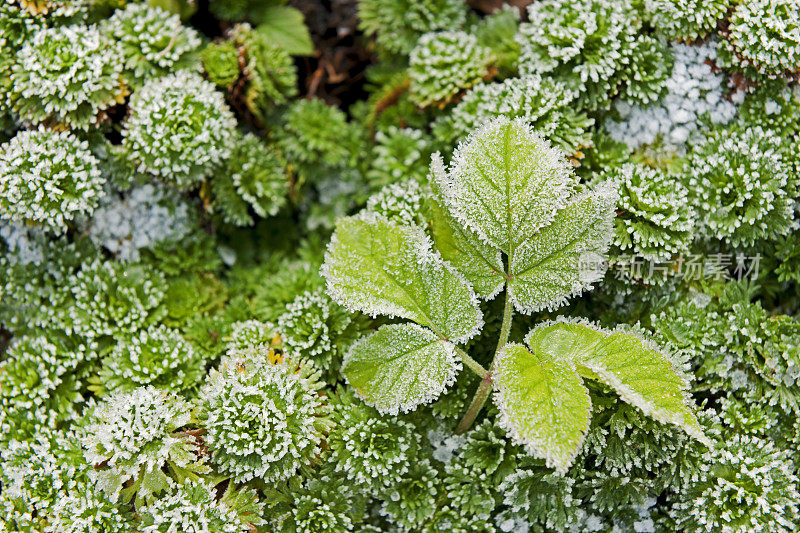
[455,290,514,434]
[493,289,514,357]
[455,372,493,434]
[456,347,488,378]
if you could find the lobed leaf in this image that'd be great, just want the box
[342,323,460,415]
[322,213,483,343]
[493,343,591,474]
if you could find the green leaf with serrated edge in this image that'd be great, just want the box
[508,183,616,313]
[493,343,591,474]
[439,117,576,257]
[322,213,483,343]
[427,163,505,299]
[255,6,314,56]
[525,320,710,446]
[342,323,460,415]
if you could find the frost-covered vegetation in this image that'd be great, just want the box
[1,0,800,532]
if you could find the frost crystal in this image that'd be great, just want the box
[84,183,192,261]
[605,42,738,149]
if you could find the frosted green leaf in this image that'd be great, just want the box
[342,323,460,415]
[508,183,616,313]
[525,319,710,445]
[439,117,576,256]
[493,343,591,474]
[428,158,505,299]
[322,213,483,343]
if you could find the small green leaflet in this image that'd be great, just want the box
[494,343,591,474]
[494,319,709,473]
[569,325,711,445]
[322,213,483,343]
[342,323,460,415]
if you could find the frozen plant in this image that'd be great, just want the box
[211,132,289,226]
[198,348,334,482]
[603,163,696,260]
[228,23,298,115]
[322,117,708,473]
[358,0,467,55]
[516,0,670,108]
[278,289,362,380]
[433,74,594,158]
[0,220,45,265]
[718,0,800,79]
[327,390,419,491]
[273,98,358,186]
[81,386,204,505]
[645,0,733,41]
[408,31,494,108]
[0,334,88,444]
[673,433,800,532]
[9,24,124,128]
[684,125,797,246]
[93,325,206,395]
[365,179,427,229]
[69,258,166,338]
[138,479,263,533]
[99,3,202,86]
[84,183,193,261]
[366,126,431,189]
[0,128,105,233]
[122,71,236,188]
